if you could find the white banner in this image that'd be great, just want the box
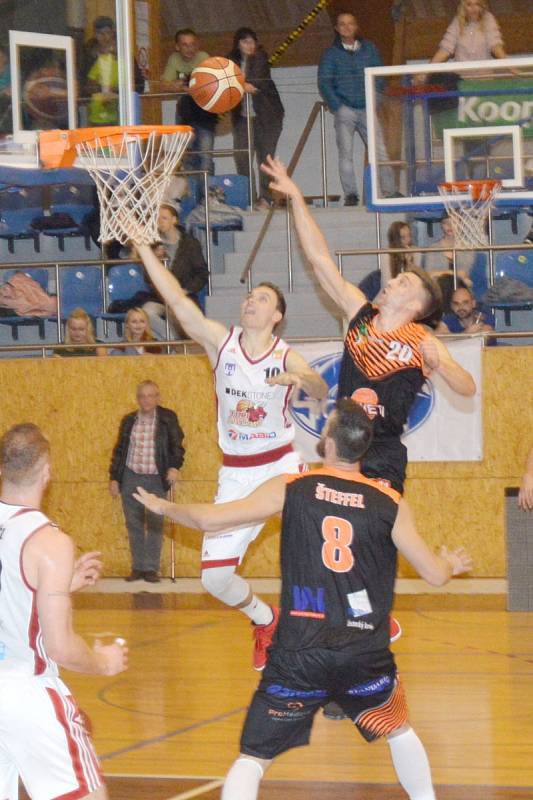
[289,338,483,463]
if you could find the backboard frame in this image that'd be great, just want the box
[443,125,524,188]
[365,56,533,211]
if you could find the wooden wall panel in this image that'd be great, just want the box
[0,347,530,578]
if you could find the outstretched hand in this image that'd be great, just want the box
[260,155,299,199]
[70,551,102,592]
[133,486,166,515]
[440,545,473,576]
[265,371,302,391]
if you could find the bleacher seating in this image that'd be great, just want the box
[0,267,50,340]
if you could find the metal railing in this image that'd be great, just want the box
[240,101,330,289]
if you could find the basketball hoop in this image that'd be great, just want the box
[39,125,194,244]
[438,179,501,249]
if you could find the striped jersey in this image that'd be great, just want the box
[214,326,295,456]
[0,502,59,677]
[338,303,428,438]
[276,467,400,652]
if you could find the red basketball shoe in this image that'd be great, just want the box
[390,616,402,643]
[252,606,280,671]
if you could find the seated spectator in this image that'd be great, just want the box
[358,222,418,301]
[424,215,474,280]
[143,204,208,341]
[55,307,107,357]
[441,286,495,338]
[110,307,161,356]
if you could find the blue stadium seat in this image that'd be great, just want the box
[0,186,43,254]
[58,266,103,320]
[488,250,533,325]
[191,174,249,246]
[97,262,151,335]
[0,267,50,340]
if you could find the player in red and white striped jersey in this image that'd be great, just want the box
[0,423,128,800]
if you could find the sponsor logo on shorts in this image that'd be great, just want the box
[346,589,373,619]
[266,684,328,700]
[346,618,375,630]
[290,585,325,619]
[345,675,392,697]
[267,707,310,721]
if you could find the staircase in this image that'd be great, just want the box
[205,204,407,338]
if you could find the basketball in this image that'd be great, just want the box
[189,57,245,114]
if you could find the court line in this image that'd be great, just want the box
[166,779,224,799]
[100,705,248,761]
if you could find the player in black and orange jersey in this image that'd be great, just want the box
[261,155,476,495]
[134,400,472,800]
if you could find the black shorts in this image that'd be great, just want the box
[240,644,409,760]
[361,438,407,494]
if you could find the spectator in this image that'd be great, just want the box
[55,307,107,357]
[423,215,475,280]
[441,285,495,335]
[22,56,68,130]
[109,380,185,582]
[161,29,216,176]
[519,445,533,512]
[358,221,418,302]
[110,307,162,356]
[429,0,507,64]
[318,11,395,206]
[83,16,144,126]
[143,204,208,340]
[0,44,12,134]
[228,27,284,210]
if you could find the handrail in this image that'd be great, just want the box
[239,101,328,287]
[0,329,530,358]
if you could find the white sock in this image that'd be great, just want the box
[221,757,264,800]
[387,727,436,800]
[240,595,274,625]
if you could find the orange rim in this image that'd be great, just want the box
[439,179,501,202]
[38,125,194,169]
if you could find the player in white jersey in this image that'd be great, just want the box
[135,241,327,669]
[0,423,128,800]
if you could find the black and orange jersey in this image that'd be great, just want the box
[338,303,428,440]
[275,467,400,653]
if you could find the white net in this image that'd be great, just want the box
[438,181,500,249]
[75,127,193,244]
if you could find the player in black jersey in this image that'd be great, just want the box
[134,400,472,800]
[261,155,476,494]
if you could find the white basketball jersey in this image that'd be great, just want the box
[214,327,295,456]
[0,503,59,677]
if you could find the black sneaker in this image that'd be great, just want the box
[524,232,533,244]
[344,193,359,207]
[125,570,144,582]
[323,701,346,720]
[144,571,161,583]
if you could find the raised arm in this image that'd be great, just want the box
[29,528,128,675]
[265,348,328,401]
[261,156,367,320]
[392,500,473,586]
[136,243,227,363]
[420,334,476,396]
[134,474,287,533]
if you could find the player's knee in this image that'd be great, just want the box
[201,566,234,599]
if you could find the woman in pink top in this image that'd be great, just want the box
[430,0,507,63]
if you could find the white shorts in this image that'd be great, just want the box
[201,450,306,570]
[0,674,103,800]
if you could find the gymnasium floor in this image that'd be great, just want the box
[22,589,531,800]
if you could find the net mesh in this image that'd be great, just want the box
[75,128,193,244]
[438,180,500,249]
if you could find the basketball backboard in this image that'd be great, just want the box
[364,56,533,211]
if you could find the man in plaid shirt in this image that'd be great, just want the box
[109,380,185,582]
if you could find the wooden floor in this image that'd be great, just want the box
[25,594,533,798]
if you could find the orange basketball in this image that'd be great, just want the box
[189,57,245,114]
